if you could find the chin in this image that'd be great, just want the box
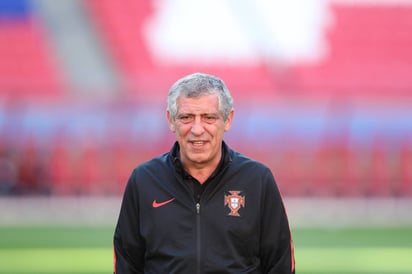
[188,155,209,165]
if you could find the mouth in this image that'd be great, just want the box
[190,140,207,147]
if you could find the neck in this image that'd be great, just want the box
[182,153,221,184]
[185,165,215,184]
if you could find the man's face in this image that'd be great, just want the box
[167,93,234,169]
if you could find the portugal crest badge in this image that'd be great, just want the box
[224,191,245,217]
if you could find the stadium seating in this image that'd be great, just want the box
[84,2,412,99]
[0,1,411,196]
[399,136,412,195]
[0,0,63,98]
[290,5,412,98]
[85,0,280,98]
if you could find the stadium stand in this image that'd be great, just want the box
[0,0,63,98]
[289,4,412,98]
[84,0,155,92]
[84,0,279,98]
[83,2,412,99]
[399,135,412,195]
[0,1,411,196]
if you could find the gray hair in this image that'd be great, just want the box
[167,72,234,121]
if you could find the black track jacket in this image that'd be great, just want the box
[114,142,295,274]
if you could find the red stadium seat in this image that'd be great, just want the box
[0,20,63,98]
[289,5,412,98]
[400,136,412,195]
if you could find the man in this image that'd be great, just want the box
[113,72,295,273]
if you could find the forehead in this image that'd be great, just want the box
[176,94,220,113]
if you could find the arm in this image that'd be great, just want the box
[113,170,145,274]
[259,169,295,274]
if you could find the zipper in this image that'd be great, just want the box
[196,202,201,274]
[196,202,200,214]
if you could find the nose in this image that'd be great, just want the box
[191,117,205,136]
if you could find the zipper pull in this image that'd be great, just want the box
[196,203,200,214]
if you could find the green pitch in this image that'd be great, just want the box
[0,226,411,274]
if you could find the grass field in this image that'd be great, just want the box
[0,226,411,274]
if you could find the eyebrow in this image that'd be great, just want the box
[177,112,220,116]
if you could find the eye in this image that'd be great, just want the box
[177,115,194,123]
[202,115,218,124]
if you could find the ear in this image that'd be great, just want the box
[166,111,175,132]
[224,109,234,132]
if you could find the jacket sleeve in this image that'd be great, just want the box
[259,169,295,274]
[113,170,145,274]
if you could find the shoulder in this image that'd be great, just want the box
[123,152,174,195]
[227,148,276,186]
[226,148,281,198]
[229,148,272,173]
[130,152,172,179]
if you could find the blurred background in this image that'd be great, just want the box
[0,0,411,273]
[0,0,411,198]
